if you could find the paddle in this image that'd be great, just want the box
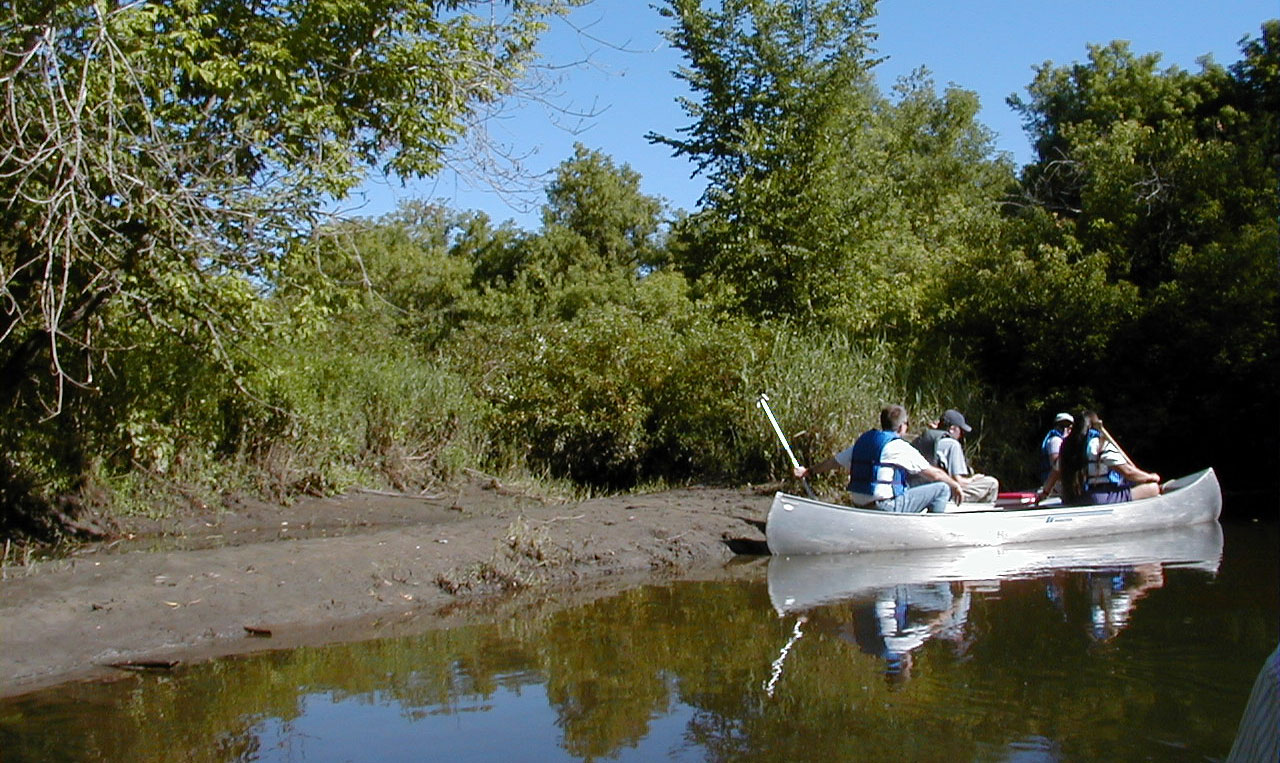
[1100,423,1165,490]
[1099,423,1136,467]
[757,393,817,499]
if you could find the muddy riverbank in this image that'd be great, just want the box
[1,476,773,697]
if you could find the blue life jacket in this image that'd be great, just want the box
[1084,429,1127,489]
[1038,428,1066,482]
[848,429,909,500]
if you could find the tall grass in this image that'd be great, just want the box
[1,287,1023,543]
[736,328,996,497]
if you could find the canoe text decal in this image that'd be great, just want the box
[1044,510,1112,523]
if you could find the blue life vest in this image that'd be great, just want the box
[1038,428,1065,482]
[1084,429,1127,489]
[848,429,909,500]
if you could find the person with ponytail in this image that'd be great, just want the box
[1038,411,1162,505]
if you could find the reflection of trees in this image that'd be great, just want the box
[0,578,1080,760]
[537,581,791,758]
[540,589,675,758]
[3,557,1265,762]
[0,629,550,761]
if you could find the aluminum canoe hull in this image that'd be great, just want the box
[765,467,1222,555]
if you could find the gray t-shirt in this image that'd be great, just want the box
[936,436,970,477]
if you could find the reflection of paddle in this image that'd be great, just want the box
[758,394,816,499]
[763,616,806,698]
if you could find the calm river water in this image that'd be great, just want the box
[3,519,1276,762]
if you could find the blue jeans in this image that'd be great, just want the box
[880,482,951,514]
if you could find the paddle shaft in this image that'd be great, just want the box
[758,394,817,498]
[1099,424,1136,466]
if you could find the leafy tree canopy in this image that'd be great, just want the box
[651,0,1013,334]
[961,21,1279,479]
[0,0,572,418]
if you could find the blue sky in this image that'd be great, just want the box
[344,1,1276,229]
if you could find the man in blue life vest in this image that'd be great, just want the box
[1038,412,1074,487]
[912,409,1000,504]
[793,404,962,513]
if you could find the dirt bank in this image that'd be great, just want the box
[0,477,773,698]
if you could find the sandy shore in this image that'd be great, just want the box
[0,477,772,698]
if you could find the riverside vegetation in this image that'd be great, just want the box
[1,2,1276,546]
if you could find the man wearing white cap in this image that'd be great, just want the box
[1039,412,1074,490]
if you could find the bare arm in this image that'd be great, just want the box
[1114,462,1160,485]
[1037,468,1060,503]
[793,456,843,480]
[920,465,964,503]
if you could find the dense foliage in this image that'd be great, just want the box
[0,0,573,536]
[649,0,1013,336]
[2,2,1275,540]
[953,23,1279,482]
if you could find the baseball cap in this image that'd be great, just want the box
[1054,412,1073,424]
[941,409,971,432]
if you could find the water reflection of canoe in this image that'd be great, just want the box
[765,467,1221,555]
[767,522,1224,615]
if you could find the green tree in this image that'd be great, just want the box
[289,201,485,350]
[542,143,666,271]
[464,145,668,324]
[0,0,572,533]
[649,0,883,324]
[651,1,1013,336]
[858,71,1015,334]
[985,22,1279,483]
[1,0,568,409]
[444,146,748,488]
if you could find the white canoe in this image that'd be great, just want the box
[765,467,1222,555]
[767,522,1223,615]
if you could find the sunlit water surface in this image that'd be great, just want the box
[2,520,1276,762]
